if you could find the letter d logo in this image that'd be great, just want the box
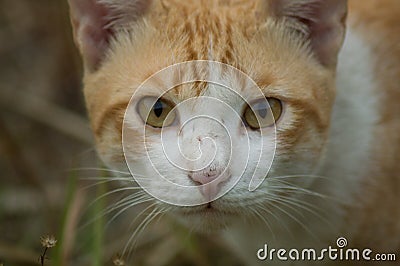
[257,244,268,260]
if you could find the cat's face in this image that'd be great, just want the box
[70,0,347,231]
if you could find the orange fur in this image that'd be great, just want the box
[344,0,400,254]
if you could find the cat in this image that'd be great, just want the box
[68,0,400,265]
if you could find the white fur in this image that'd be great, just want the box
[319,27,378,201]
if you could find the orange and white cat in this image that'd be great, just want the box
[68,0,400,265]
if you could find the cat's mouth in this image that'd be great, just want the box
[173,201,236,217]
[168,202,239,232]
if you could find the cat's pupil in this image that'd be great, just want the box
[257,103,268,118]
[153,100,163,117]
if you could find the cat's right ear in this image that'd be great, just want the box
[68,0,151,72]
[258,0,348,68]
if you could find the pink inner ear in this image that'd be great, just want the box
[69,0,152,72]
[81,4,113,71]
[99,0,153,28]
[69,0,113,71]
[268,0,347,67]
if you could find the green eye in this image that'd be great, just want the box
[244,98,282,129]
[138,97,176,128]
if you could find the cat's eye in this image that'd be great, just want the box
[243,98,282,129]
[137,97,176,128]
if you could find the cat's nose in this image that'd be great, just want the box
[189,168,230,202]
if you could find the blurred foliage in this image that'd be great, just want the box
[0,0,89,264]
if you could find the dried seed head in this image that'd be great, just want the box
[40,235,57,248]
[112,254,125,266]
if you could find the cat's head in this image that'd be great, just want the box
[69,0,347,231]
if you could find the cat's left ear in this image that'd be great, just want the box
[68,0,152,72]
[265,0,348,68]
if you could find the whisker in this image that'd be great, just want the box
[80,177,132,181]
[104,192,148,215]
[79,192,147,230]
[249,206,277,243]
[124,204,162,258]
[261,191,332,227]
[106,196,154,227]
[267,190,328,213]
[255,202,294,240]
[69,167,131,175]
[86,186,145,209]
[268,174,331,181]
[79,177,134,190]
[267,180,346,205]
[80,188,149,229]
[264,196,320,242]
[268,180,332,199]
[263,194,306,219]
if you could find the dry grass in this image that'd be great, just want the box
[0,1,243,265]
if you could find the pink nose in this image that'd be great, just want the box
[189,168,230,201]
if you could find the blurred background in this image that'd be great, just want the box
[0,1,241,265]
